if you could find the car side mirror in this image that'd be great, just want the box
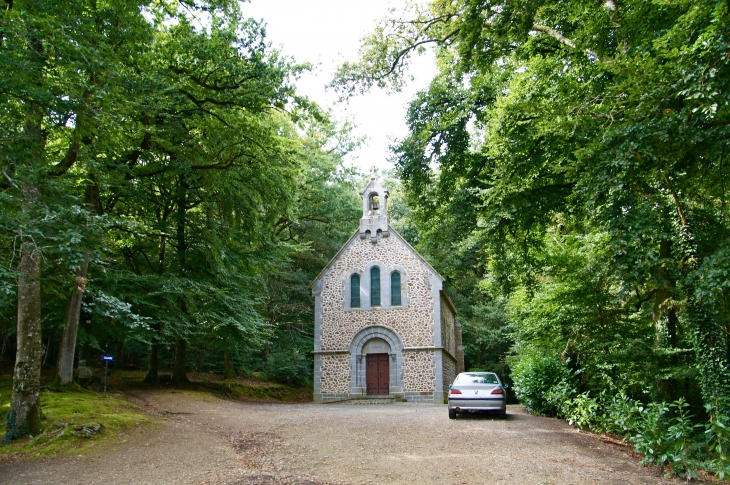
[449,383,452,389]
[503,384,510,389]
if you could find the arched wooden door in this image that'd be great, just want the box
[366,353,389,395]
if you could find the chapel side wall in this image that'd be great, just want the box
[316,232,438,401]
[440,294,456,358]
[440,294,458,402]
[442,354,457,401]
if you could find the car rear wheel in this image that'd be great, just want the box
[448,409,457,419]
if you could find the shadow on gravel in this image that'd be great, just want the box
[451,412,515,421]
[224,476,328,485]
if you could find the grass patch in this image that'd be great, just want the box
[0,374,12,415]
[201,380,312,402]
[1,378,153,458]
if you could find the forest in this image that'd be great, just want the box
[1,0,729,479]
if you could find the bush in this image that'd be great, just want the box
[704,397,730,480]
[511,353,730,480]
[599,392,642,437]
[511,353,577,416]
[564,392,600,430]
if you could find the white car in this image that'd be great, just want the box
[448,372,507,419]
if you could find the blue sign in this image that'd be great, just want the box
[101,354,115,362]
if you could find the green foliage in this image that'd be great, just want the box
[341,8,730,478]
[510,352,576,416]
[665,399,699,479]
[630,402,674,470]
[625,399,700,478]
[705,397,730,479]
[0,0,364,442]
[263,349,311,387]
[599,393,642,438]
[564,392,599,432]
[509,346,729,478]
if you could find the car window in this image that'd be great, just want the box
[454,373,499,385]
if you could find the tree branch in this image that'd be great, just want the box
[531,24,600,60]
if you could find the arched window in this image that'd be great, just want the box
[369,193,380,211]
[370,267,381,306]
[391,271,401,306]
[350,274,360,308]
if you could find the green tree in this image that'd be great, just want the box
[1,0,304,441]
[336,0,730,405]
[1,0,154,442]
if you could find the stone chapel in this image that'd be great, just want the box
[310,170,465,403]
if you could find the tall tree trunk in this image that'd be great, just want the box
[172,336,188,384]
[223,348,236,380]
[171,173,190,385]
[653,240,679,401]
[5,95,45,442]
[143,341,159,384]
[115,338,125,370]
[5,186,43,443]
[56,183,99,385]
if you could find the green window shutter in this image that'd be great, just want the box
[371,267,381,306]
[351,274,360,308]
[391,271,401,306]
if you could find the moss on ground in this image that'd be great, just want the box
[1,369,309,458]
[1,376,153,457]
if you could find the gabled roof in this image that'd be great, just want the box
[308,225,445,289]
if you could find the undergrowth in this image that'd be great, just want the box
[200,379,312,402]
[512,358,730,481]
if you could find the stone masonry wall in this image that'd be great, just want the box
[442,354,457,395]
[318,232,436,394]
[440,295,456,358]
[403,350,436,392]
[320,354,350,394]
[319,234,434,350]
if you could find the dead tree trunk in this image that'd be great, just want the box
[56,183,99,385]
[55,253,90,386]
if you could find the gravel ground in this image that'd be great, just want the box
[0,390,692,485]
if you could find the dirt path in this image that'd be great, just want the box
[0,390,689,485]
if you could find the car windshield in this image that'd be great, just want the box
[454,373,499,385]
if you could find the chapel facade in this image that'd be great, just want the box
[311,171,465,403]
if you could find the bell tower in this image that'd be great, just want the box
[359,166,389,243]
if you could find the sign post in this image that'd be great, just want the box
[101,354,115,392]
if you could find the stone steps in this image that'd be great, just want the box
[323,395,397,405]
[343,397,396,405]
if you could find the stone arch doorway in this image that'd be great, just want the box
[349,326,405,398]
[364,338,390,395]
